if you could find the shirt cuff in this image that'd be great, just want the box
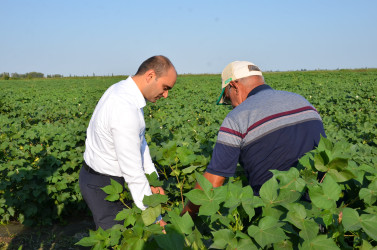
[154,215,162,223]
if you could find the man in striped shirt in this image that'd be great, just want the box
[181,61,326,217]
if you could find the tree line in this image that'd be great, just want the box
[0,72,63,80]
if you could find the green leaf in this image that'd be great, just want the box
[133,217,145,237]
[328,157,348,170]
[55,181,68,190]
[223,181,243,208]
[101,179,123,201]
[177,146,196,165]
[322,176,342,201]
[298,220,319,241]
[300,235,339,250]
[235,237,258,250]
[327,168,356,183]
[309,175,340,210]
[241,185,263,220]
[195,171,212,194]
[359,180,377,205]
[200,186,227,216]
[122,237,145,250]
[314,151,330,172]
[186,227,205,250]
[211,214,231,227]
[109,227,122,246]
[146,172,163,187]
[274,188,301,206]
[210,229,234,249]
[285,203,307,228]
[274,240,293,250]
[272,167,306,193]
[247,216,287,248]
[115,208,131,221]
[111,178,123,193]
[317,135,333,152]
[141,205,161,226]
[145,223,165,237]
[235,230,249,239]
[104,193,119,202]
[154,230,185,250]
[241,200,257,220]
[182,165,200,174]
[143,194,168,207]
[76,228,109,247]
[259,177,279,204]
[298,152,314,169]
[168,211,194,235]
[360,239,375,250]
[360,213,377,241]
[115,208,137,227]
[184,185,227,216]
[75,233,101,247]
[342,207,361,231]
[322,212,334,227]
[184,189,208,206]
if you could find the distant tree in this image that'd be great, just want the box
[11,72,23,78]
[26,72,44,78]
[1,72,10,80]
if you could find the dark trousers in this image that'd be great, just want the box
[79,163,126,230]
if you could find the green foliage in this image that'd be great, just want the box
[101,179,124,202]
[76,137,377,249]
[0,70,377,248]
[0,77,116,225]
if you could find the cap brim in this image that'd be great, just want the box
[216,87,227,105]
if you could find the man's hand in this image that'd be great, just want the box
[158,219,167,227]
[180,200,200,218]
[151,186,165,195]
[150,186,166,233]
[157,219,167,234]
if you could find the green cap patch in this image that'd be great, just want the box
[224,78,232,85]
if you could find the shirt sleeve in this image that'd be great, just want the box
[141,136,159,176]
[206,116,241,177]
[111,101,151,210]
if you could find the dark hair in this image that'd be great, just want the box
[135,55,175,78]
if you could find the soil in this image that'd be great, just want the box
[0,216,95,250]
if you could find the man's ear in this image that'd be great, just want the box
[231,81,239,93]
[145,69,156,83]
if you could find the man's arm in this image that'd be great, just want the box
[141,136,167,195]
[111,104,155,210]
[180,172,225,218]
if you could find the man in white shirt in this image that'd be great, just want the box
[79,55,177,230]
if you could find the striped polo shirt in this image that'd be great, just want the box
[206,84,326,195]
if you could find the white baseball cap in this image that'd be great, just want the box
[217,61,263,104]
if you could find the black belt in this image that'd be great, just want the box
[83,161,112,177]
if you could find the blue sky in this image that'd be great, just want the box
[1,0,376,76]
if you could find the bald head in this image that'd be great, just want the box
[238,75,265,91]
[135,55,176,79]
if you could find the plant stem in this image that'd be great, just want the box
[120,198,131,209]
[180,177,185,207]
[320,172,327,183]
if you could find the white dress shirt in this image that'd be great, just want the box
[84,76,157,210]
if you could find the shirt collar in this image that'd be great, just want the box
[247,84,272,98]
[126,76,146,108]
